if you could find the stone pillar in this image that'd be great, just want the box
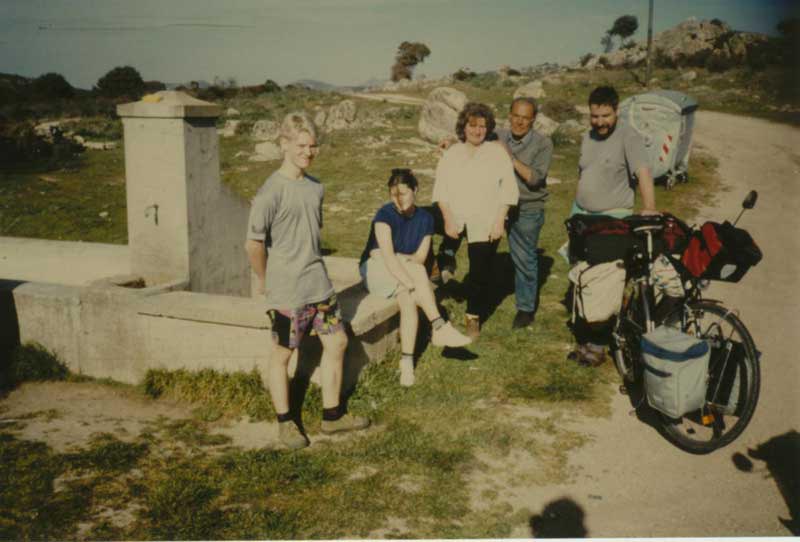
[117,91,251,296]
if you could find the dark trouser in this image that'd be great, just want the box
[466,239,499,318]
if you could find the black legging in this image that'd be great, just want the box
[439,233,498,318]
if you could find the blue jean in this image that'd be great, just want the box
[509,208,545,313]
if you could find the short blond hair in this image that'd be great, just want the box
[279,111,318,142]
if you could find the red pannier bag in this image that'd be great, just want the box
[681,221,762,282]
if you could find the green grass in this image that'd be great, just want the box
[0,70,736,538]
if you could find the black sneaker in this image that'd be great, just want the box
[512,310,535,329]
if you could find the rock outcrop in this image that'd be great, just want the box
[513,80,546,100]
[418,87,468,143]
[325,99,358,131]
[576,18,770,71]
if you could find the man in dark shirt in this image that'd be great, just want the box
[496,97,553,329]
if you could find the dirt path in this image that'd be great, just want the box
[508,111,800,537]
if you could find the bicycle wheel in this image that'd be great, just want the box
[613,280,648,384]
[659,300,760,454]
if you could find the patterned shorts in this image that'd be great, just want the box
[267,294,344,349]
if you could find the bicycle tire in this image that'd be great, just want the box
[658,300,760,454]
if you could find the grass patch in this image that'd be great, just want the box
[142,368,274,422]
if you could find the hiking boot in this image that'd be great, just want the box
[431,321,472,348]
[399,357,415,387]
[512,310,535,330]
[464,314,480,339]
[278,421,309,450]
[321,413,371,435]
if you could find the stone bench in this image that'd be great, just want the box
[2,256,402,388]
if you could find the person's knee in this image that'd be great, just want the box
[323,329,348,353]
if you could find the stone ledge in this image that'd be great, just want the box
[135,257,401,337]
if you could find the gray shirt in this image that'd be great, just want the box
[576,124,649,212]
[246,171,334,310]
[496,127,552,212]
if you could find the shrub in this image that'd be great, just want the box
[95,66,145,99]
[31,73,74,99]
[452,68,475,81]
[263,79,281,93]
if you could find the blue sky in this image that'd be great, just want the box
[0,0,796,89]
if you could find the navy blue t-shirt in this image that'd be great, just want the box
[359,203,434,264]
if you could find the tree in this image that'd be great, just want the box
[31,72,74,99]
[95,66,145,98]
[602,14,639,52]
[390,41,431,82]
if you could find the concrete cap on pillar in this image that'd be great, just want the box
[117,90,222,119]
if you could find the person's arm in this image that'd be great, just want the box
[375,222,415,290]
[433,150,461,239]
[489,147,520,241]
[636,166,658,215]
[245,239,267,295]
[411,234,432,265]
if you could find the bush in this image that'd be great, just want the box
[0,122,84,170]
[263,79,281,93]
[31,73,74,99]
[95,66,145,99]
[452,68,475,81]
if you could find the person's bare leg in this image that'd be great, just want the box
[399,260,441,320]
[396,290,419,355]
[318,328,347,409]
[265,342,294,414]
[318,328,370,432]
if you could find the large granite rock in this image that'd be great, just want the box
[252,119,279,141]
[513,80,547,100]
[325,99,358,131]
[418,87,468,143]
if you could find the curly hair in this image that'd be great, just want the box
[588,86,619,110]
[387,168,418,191]
[455,102,495,142]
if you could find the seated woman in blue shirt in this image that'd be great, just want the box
[360,168,472,386]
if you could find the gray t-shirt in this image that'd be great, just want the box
[576,124,649,212]
[496,127,553,212]
[246,171,334,310]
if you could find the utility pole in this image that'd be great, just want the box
[645,0,654,84]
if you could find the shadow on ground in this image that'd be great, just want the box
[529,497,588,538]
[732,430,800,535]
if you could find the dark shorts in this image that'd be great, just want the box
[267,294,344,349]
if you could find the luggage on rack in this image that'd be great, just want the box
[568,260,626,323]
[565,214,637,265]
[618,90,698,187]
[641,326,711,419]
[680,220,762,282]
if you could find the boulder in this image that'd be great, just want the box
[251,141,282,161]
[600,44,647,68]
[218,119,240,138]
[533,113,559,137]
[325,99,358,131]
[418,87,468,143]
[513,80,546,100]
[680,70,698,82]
[314,110,327,129]
[226,107,240,117]
[252,120,279,141]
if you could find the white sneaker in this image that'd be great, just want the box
[399,357,415,387]
[431,322,472,348]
